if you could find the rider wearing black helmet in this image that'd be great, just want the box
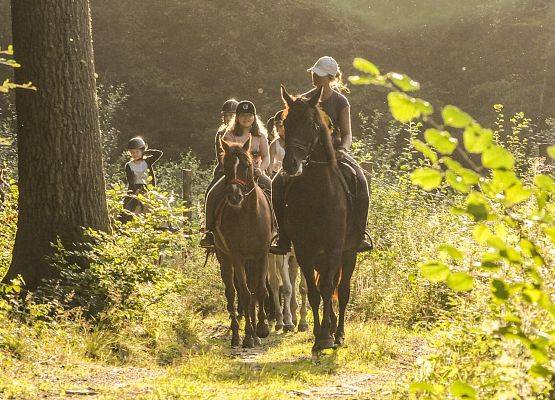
[122,136,163,218]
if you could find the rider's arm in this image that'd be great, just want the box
[268,139,276,174]
[338,106,352,151]
[259,135,270,172]
[144,149,163,166]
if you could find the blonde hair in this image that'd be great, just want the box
[329,67,350,94]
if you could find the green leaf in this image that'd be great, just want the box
[450,381,476,399]
[424,129,458,155]
[465,192,490,221]
[387,72,420,91]
[447,272,474,292]
[409,382,437,394]
[387,92,432,122]
[0,136,13,146]
[387,92,420,123]
[547,146,555,160]
[473,224,491,243]
[348,75,373,85]
[529,364,553,378]
[522,288,542,303]
[414,98,434,117]
[504,182,532,207]
[492,279,510,301]
[463,126,493,154]
[352,58,380,76]
[482,146,515,170]
[446,170,471,193]
[442,105,475,128]
[534,174,555,193]
[412,139,438,163]
[438,244,463,260]
[410,168,442,191]
[420,262,450,282]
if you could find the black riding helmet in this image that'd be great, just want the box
[236,100,256,116]
[127,136,147,150]
[221,99,239,114]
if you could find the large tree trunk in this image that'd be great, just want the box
[3,0,110,290]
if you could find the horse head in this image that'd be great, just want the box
[280,85,336,177]
[219,136,255,208]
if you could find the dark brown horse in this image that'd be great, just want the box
[280,86,360,355]
[214,137,273,347]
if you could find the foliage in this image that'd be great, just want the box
[352,57,554,398]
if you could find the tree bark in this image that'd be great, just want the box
[3,0,110,290]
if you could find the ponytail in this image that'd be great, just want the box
[330,67,350,94]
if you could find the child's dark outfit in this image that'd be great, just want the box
[123,149,163,216]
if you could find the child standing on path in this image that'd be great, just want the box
[122,137,163,219]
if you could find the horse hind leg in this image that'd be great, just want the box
[288,253,299,327]
[298,271,309,333]
[255,254,270,339]
[267,254,284,331]
[280,253,295,332]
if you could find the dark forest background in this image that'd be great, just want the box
[1,0,553,162]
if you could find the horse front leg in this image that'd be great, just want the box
[335,251,357,346]
[316,249,342,352]
[267,253,284,331]
[217,252,240,347]
[298,271,309,332]
[233,257,255,348]
[280,253,295,332]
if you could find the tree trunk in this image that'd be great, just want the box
[3,0,110,290]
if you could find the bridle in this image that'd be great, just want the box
[285,117,330,167]
[226,169,256,198]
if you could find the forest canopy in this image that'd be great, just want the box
[0,0,553,161]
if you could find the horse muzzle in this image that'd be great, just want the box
[283,153,303,177]
[227,184,244,207]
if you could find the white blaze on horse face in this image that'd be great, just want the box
[234,157,239,179]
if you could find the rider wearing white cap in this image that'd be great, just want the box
[270,56,372,254]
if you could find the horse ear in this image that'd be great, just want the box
[308,86,323,107]
[243,136,251,152]
[220,137,231,153]
[281,84,294,108]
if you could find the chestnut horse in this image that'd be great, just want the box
[214,137,272,347]
[280,86,360,355]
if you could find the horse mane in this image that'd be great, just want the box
[284,96,336,167]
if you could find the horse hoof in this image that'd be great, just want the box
[254,336,262,346]
[275,323,283,331]
[256,322,270,338]
[283,324,295,332]
[334,335,345,347]
[292,319,298,327]
[242,337,255,348]
[231,335,240,347]
[314,337,335,351]
[298,323,309,332]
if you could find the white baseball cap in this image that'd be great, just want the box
[307,56,339,77]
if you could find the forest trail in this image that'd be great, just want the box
[34,317,426,400]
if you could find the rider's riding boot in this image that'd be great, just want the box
[357,233,373,253]
[270,232,291,255]
[354,188,372,253]
[200,231,215,248]
[269,172,291,255]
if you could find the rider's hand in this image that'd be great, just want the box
[335,147,347,160]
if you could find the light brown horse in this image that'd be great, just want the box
[280,86,360,355]
[214,137,273,347]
